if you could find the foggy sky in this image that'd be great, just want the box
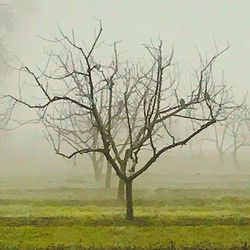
[1,0,250,176]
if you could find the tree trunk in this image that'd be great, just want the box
[93,158,101,182]
[219,151,224,167]
[99,153,105,176]
[125,180,134,220]
[188,143,193,156]
[117,163,126,203]
[117,178,125,203]
[232,151,240,168]
[105,162,112,189]
[93,167,101,182]
[199,142,204,157]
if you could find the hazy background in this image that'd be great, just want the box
[0,0,250,180]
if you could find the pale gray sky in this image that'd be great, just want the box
[1,0,250,176]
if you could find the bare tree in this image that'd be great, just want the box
[187,99,247,169]
[227,105,250,168]
[207,123,232,166]
[5,23,233,220]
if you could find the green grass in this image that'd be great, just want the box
[1,179,250,249]
[0,225,249,249]
[0,203,250,249]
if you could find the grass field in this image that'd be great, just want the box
[0,174,250,249]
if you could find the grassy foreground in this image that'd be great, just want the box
[0,195,250,249]
[0,174,250,249]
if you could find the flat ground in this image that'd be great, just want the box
[0,173,250,249]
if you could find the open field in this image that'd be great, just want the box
[0,174,250,249]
